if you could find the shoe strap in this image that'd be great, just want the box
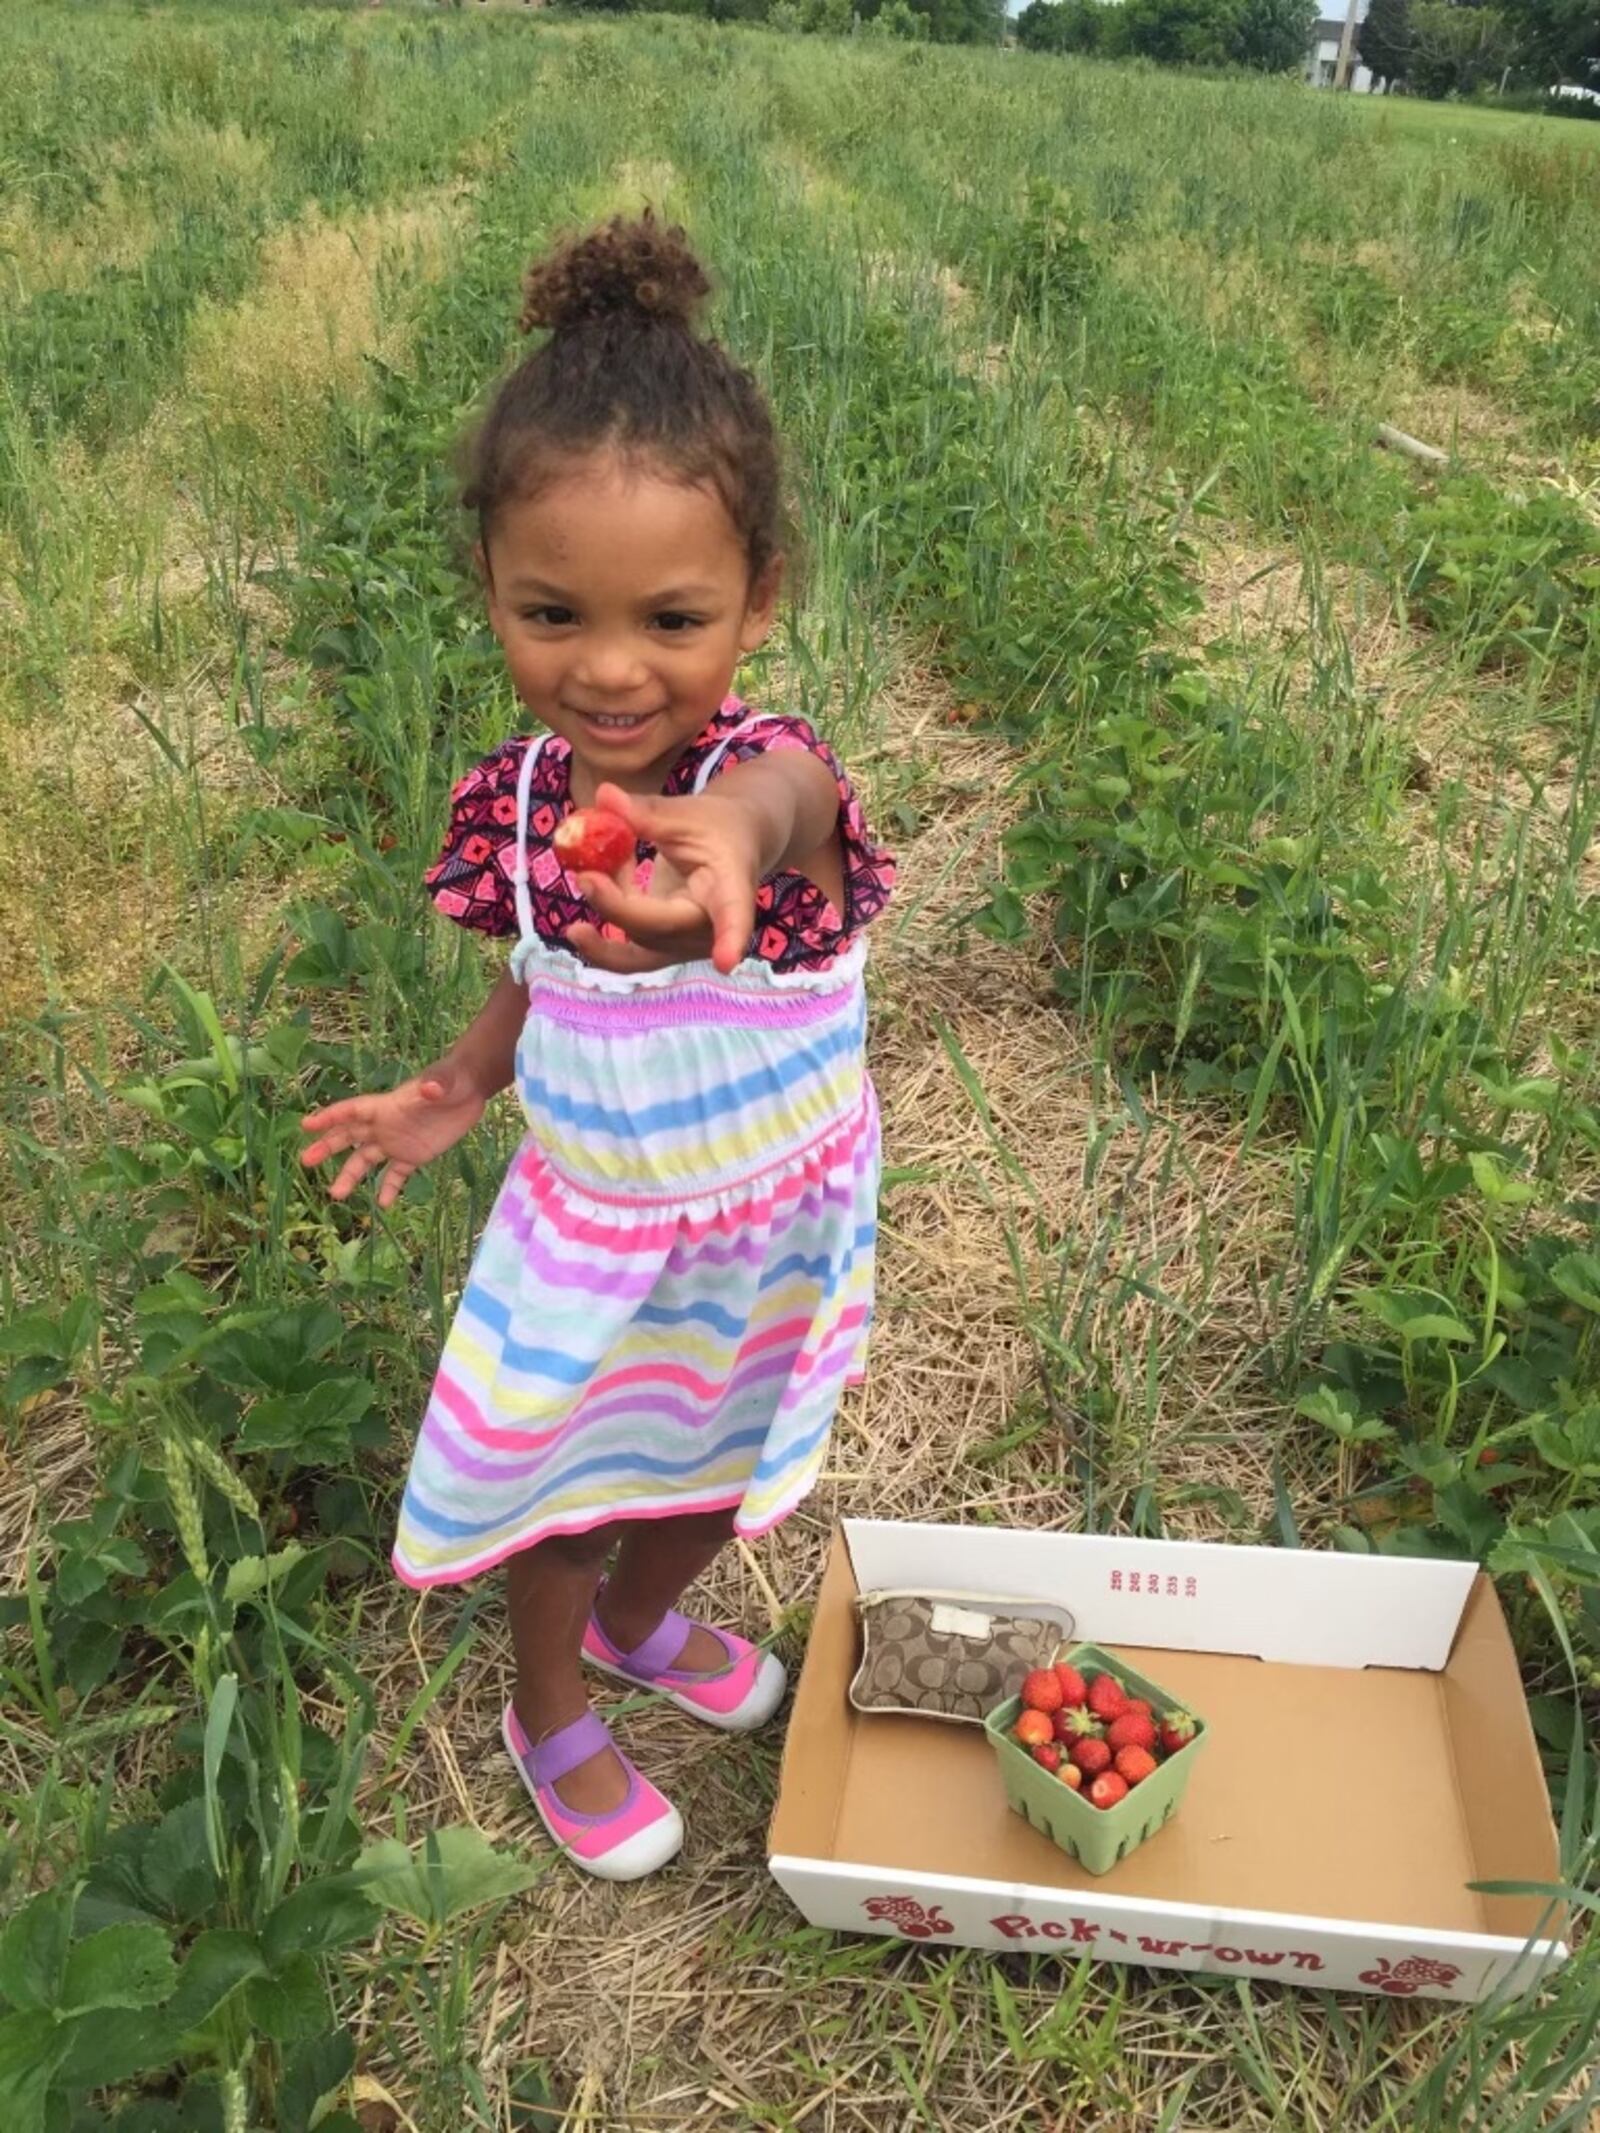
[525,1709,614,1786]
[614,1612,746,1680]
[615,1608,700,1680]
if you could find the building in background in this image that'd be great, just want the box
[1010,0,1387,86]
[1306,0,1376,88]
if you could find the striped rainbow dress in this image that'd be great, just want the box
[393,712,890,1589]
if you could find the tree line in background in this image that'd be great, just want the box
[562,0,1600,75]
[1359,0,1598,100]
[572,0,1005,41]
[1017,0,1317,71]
[1016,0,1600,99]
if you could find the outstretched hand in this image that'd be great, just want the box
[567,781,764,977]
[299,1059,489,1209]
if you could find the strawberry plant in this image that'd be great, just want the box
[977,680,1450,1099]
[984,180,1097,321]
[0,1675,537,2133]
[0,1298,95,1413]
[1306,259,1402,355]
[1412,289,1506,382]
[1395,478,1600,665]
[0,1457,168,1702]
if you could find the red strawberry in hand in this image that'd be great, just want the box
[1087,1673,1128,1722]
[1159,1709,1198,1755]
[1105,1711,1157,1753]
[554,808,633,877]
[1020,1668,1064,1715]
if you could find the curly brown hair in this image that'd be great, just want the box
[463,211,786,586]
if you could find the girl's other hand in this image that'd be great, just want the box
[299,1060,489,1209]
[567,781,763,976]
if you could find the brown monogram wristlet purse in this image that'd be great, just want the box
[849,1589,1077,1725]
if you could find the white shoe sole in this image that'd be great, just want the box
[585,1647,788,1733]
[502,1707,683,1882]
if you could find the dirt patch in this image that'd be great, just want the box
[0,663,196,1018]
[863,248,970,324]
[932,262,970,321]
[0,1396,103,1579]
[1386,380,1528,468]
[1192,534,1310,645]
[1188,521,1413,707]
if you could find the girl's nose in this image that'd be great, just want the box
[574,639,651,696]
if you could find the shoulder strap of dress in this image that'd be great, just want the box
[691,715,789,796]
[510,733,552,948]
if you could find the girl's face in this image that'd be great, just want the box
[482,453,779,796]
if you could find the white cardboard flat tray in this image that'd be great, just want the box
[767,1520,1568,2002]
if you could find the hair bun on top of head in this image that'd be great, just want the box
[518,210,711,338]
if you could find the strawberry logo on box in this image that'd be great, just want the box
[1357,1956,1463,1996]
[862,1895,953,1940]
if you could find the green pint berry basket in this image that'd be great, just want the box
[984,1642,1207,1877]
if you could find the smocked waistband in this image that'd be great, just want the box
[527,971,861,1039]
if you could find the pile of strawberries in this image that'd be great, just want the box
[1011,1661,1196,1811]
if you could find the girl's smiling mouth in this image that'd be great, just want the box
[568,707,664,738]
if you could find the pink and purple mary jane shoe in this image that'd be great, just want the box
[582,1599,787,1732]
[501,1704,683,1882]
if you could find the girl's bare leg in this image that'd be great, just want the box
[597,1507,741,1674]
[506,1527,628,1814]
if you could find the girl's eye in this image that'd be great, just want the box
[524,606,576,627]
[652,612,702,635]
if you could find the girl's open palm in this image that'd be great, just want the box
[567,782,763,976]
[300,1063,488,1209]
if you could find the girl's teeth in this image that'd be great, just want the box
[591,714,642,730]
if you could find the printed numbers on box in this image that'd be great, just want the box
[1109,1567,1202,1600]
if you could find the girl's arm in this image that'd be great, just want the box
[437,963,527,1099]
[709,751,845,898]
[300,965,526,1206]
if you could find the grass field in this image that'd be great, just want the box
[2,6,1598,2129]
[1346,92,1600,153]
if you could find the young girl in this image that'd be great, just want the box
[301,214,893,1881]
